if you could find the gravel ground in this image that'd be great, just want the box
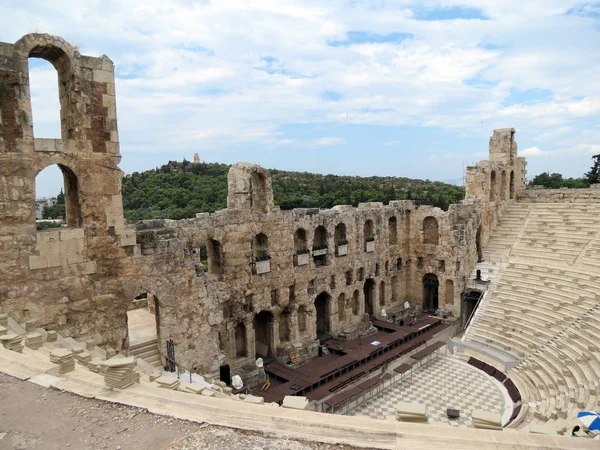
[0,373,366,450]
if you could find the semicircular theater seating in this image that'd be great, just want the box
[463,201,600,429]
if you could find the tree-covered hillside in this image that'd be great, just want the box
[122,160,465,221]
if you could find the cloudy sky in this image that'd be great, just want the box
[2,1,600,198]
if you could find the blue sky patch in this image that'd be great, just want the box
[412,6,489,21]
[322,90,343,101]
[503,88,554,106]
[329,31,412,47]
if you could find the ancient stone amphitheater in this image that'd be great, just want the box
[0,34,598,448]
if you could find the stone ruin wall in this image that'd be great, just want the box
[0,34,525,378]
[518,185,600,203]
[0,34,136,348]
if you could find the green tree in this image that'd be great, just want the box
[585,154,600,184]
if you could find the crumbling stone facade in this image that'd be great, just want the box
[0,34,525,379]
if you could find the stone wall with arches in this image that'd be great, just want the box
[0,34,528,383]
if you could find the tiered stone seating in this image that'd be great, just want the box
[463,201,600,429]
[481,204,531,261]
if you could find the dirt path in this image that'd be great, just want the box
[0,373,363,450]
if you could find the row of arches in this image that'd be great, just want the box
[489,169,515,202]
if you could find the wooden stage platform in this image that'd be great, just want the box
[258,315,448,404]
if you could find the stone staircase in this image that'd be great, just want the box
[128,339,161,368]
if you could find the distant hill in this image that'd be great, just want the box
[122,160,465,221]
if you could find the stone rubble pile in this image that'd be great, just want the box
[155,376,180,390]
[50,348,75,374]
[25,332,43,350]
[0,314,7,327]
[0,333,24,352]
[104,357,136,389]
[74,350,92,366]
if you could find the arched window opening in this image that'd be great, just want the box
[445,279,454,305]
[279,309,291,343]
[363,279,375,315]
[379,281,386,307]
[298,305,307,333]
[253,311,274,357]
[338,293,345,321]
[315,292,331,335]
[312,225,328,266]
[422,273,439,312]
[352,290,360,315]
[294,228,309,266]
[364,220,375,251]
[391,275,398,303]
[208,239,223,275]
[335,223,348,256]
[252,233,269,260]
[489,170,497,202]
[126,293,159,361]
[28,57,61,138]
[476,226,483,262]
[35,164,81,229]
[294,228,308,253]
[509,171,515,199]
[388,216,397,245]
[235,322,247,358]
[501,170,507,201]
[249,172,269,213]
[422,216,439,245]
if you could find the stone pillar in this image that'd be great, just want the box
[246,318,255,361]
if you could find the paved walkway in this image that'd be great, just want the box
[347,356,507,427]
[127,308,156,346]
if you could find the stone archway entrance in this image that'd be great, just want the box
[476,226,483,262]
[363,279,375,316]
[314,292,331,337]
[126,293,161,368]
[253,311,274,358]
[422,274,439,312]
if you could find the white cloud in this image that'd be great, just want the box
[314,137,344,146]
[4,0,600,191]
[520,146,548,156]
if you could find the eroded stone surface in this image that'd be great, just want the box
[0,34,526,383]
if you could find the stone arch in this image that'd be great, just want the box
[337,293,345,321]
[315,292,331,335]
[489,170,497,202]
[422,216,439,245]
[35,163,82,228]
[279,309,291,343]
[363,279,375,315]
[334,222,347,245]
[388,216,397,245]
[445,279,454,305]
[207,238,223,275]
[476,225,483,262]
[422,273,439,312]
[379,280,386,306]
[352,290,360,315]
[364,220,374,242]
[510,170,515,199]
[17,34,78,141]
[501,170,507,200]
[251,232,269,260]
[227,163,274,213]
[253,311,274,357]
[235,322,247,358]
[297,305,308,334]
[125,292,160,355]
[312,225,328,266]
[294,228,308,252]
